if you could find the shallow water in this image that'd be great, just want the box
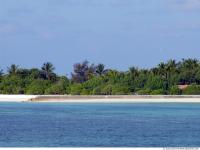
[0,102,200,147]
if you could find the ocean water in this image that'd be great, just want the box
[0,102,200,147]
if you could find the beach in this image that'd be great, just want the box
[0,95,200,103]
[0,95,37,102]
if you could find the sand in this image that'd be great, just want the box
[0,95,200,103]
[0,95,37,102]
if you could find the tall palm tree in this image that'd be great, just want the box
[0,69,3,77]
[41,62,55,80]
[167,59,177,71]
[158,62,166,78]
[96,64,105,76]
[129,67,139,77]
[7,64,19,76]
[181,58,199,70]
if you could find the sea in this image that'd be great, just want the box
[0,102,200,147]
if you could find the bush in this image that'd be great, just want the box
[136,89,151,95]
[112,84,130,95]
[70,84,83,95]
[45,84,66,95]
[92,86,102,95]
[26,80,51,95]
[150,89,164,95]
[45,77,70,95]
[182,85,200,95]
[101,84,113,95]
[0,76,26,94]
[145,75,164,90]
[80,89,90,95]
[169,86,182,95]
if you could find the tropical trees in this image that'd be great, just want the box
[41,62,56,81]
[26,80,51,95]
[0,59,200,95]
[0,69,3,76]
[96,64,106,76]
[182,84,200,95]
[0,69,3,81]
[71,60,96,83]
[45,76,70,94]
[7,64,19,76]
[178,59,200,85]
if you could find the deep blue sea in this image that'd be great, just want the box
[0,102,200,147]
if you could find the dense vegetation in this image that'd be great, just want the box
[1,59,200,95]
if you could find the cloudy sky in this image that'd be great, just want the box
[0,0,200,74]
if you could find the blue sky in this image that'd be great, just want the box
[0,0,200,74]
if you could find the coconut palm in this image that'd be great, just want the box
[41,62,55,81]
[96,64,105,76]
[0,69,3,77]
[129,67,139,77]
[7,64,19,76]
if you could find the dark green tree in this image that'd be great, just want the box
[41,62,56,81]
[96,64,106,76]
[7,64,19,76]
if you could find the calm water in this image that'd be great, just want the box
[0,102,200,147]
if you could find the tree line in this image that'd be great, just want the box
[0,58,200,95]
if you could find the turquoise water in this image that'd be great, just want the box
[0,102,200,147]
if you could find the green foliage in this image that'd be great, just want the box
[1,59,200,95]
[112,84,130,95]
[41,62,56,81]
[136,89,151,95]
[45,80,68,95]
[92,86,102,95]
[101,84,113,95]
[70,84,83,95]
[0,76,29,94]
[145,75,164,90]
[26,80,51,95]
[182,85,200,95]
[7,64,19,76]
[150,89,164,95]
[169,86,182,95]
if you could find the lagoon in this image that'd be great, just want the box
[0,102,200,147]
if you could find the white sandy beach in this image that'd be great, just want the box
[0,95,200,103]
[0,95,37,102]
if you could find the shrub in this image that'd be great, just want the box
[150,89,164,95]
[169,86,182,95]
[101,84,113,95]
[70,84,83,95]
[80,89,90,95]
[136,89,151,95]
[92,86,102,95]
[45,77,70,95]
[0,76,26,94]
[182,85,200,95]
[26,80,51,95]
[112,84,130,95]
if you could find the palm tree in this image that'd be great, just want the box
[166,59,177,71]
[7,64,19,76]
[96,64,105,76]
[129,67,139,77]
[41,62,55,80]
[181,58,199,70]
[165,59,178,87]
[151,67,159,75]
[0,69,3,78]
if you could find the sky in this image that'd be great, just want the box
[0,0,200,75]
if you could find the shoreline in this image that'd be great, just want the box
[0,95,200,103]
